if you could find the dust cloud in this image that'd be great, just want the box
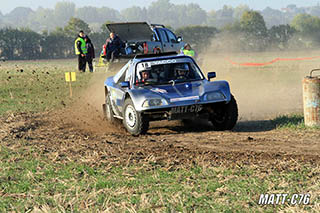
[198,36,317,120]
[52,65,126,134]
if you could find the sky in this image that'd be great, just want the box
[1,0,319,14]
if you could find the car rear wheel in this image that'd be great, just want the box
[209,95,238,131]
[123,99,149,135]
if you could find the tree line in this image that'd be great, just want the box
[2,1,320,32]
[1,10,320,60]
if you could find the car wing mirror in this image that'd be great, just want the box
[207,72,216,81]
[120,81,130,88]
[177,36,183,42]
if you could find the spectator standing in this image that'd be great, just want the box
[180,43,196,58]
[106,32,123,62]
[84,36,95,72]
[74,30,87,72]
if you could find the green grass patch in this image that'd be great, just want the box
[272,114,306,129]
[0,59,91,115]
[0,142,318,212]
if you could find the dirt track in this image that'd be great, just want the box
[1,110,319,170]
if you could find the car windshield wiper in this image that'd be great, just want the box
[169,80,176,86]
[168,79,195,86]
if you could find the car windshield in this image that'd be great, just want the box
[135,61,203,86]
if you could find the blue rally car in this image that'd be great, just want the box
[103,52,238,135]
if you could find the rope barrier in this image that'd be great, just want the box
[226,56,320,66]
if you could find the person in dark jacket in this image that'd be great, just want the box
[106,32,123,62]
[74,30,87,72]
[84,36,95,72]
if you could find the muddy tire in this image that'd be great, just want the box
[123,99,149,135]
[209,95,238,131]
[103,93,117,123]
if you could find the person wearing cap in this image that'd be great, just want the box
[180,43,196,58]
[75,30,88,72]
[84,36,95,72]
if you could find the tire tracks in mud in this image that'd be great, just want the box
[1,112,320,170]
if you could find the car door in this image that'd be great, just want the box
[157,28,171,52]
[110,63,130,115]
[164,29,181,52]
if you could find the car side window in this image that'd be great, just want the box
[166,30,177,43]
[118,70,126,83]
[114,61,130,83]
[158,29,169,43]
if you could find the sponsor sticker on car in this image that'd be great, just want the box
[151,88,168,94]
[171,105,203,114]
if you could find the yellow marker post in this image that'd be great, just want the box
[65,72,76,97]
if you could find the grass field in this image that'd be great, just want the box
[0,59,90,115]
[0,142,319,212]
[0,53,320,212]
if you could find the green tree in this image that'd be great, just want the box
[64,17,91,38]
[0,11,3,28]
[5,7,34,27]
[0,28,41,60]
[175,26,218,50]
[175,4,207,27]
[214,5,235,28]
[121,6,147,22]
[240,11,267,37]
[96,7,122,23]
[233,4,249,20]
[268,24,296,49]
[206,10,217,27]
[54,1,76,27]
[27,7,56,32]
[262,7,286,28]
[291,14,320,36]
[147,0,175,27]
[75,6,99,23]
[240,11,268,51]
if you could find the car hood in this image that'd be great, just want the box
[153,82,203,101]
[106,22,154,42]
[130,80,231,111]
[142,80,225,101]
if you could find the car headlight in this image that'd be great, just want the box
[142,99,168,107]
[206,92,225,101]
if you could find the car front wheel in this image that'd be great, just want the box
[123,99,149,135]
[209,95,238,131]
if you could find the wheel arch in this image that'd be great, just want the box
[122,91,142,112]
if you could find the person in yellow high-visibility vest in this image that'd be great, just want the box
[75,30,88,72]
[180,43,196,58]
